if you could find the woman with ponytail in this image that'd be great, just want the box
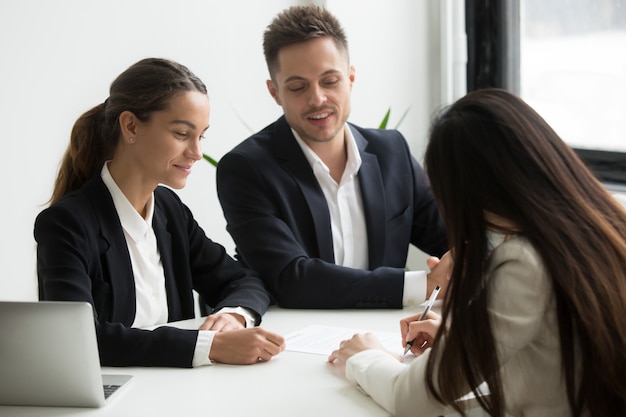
[35,58,285,368]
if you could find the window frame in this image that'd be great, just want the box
[465,0,626,189]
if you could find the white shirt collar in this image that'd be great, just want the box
[100,162,155,243]
[292,125,362,179]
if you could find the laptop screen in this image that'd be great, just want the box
[0,301,131,407]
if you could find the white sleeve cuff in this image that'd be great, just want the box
[192,307,256,367]
[402,270,427,306]
[214,306,257,328]
[192,330,215,367]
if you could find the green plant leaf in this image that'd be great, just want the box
[394,106,411,130]
[379,108,391,129]
[232,106,256,134]
[379,107,411,129]
[202,153,218,167]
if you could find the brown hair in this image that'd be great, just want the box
[424,88,626,416]
[263,4,348,80]
[50,58,207,204]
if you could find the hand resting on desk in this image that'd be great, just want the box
[210,328,286,365]
[328,333,403,364]
[327,308,443,364]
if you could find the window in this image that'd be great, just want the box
[466,0,626,189]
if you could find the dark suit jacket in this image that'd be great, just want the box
[34,175,270,367]
[216,116,447,309]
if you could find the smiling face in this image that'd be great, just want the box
[131,90,210,190]
[267,36,354,147]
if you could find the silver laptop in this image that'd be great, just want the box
[0,300,132,407]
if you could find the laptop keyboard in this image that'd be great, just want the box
[103,384,121,399]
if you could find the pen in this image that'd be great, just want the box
[403,285,440,356]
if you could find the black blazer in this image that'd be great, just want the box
[216,116,447,309]
[34,175,270,367]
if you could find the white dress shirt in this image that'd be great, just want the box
[292,127,427,305]
[101,163,253,366]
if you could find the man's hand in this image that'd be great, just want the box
[199,313,246,332]
[426,250,452,299]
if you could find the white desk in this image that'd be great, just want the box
[0,307,486,417]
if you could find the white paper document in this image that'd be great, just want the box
[285,324,404,356]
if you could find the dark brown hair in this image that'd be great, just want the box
[50,58,207,204]
[263,4,348,80]
[424,88,626,416]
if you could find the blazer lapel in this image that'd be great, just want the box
[84,177,137,324]
[353,128,386,268]
[151,204,183,321]
[271,117,335,263]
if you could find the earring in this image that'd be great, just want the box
[128,137,135,143]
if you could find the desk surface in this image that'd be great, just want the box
[0,307,485,417]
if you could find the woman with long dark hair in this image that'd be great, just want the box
[329,88,626,416]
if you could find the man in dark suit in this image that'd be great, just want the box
[217,4,449,309]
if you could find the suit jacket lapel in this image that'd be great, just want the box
[84,177,136,324]
[151,203,183,321]
[271,117,335,263]
[353,128,386,268]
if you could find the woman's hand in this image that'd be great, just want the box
[328,333,402,364]
[400,310,442,356]
[426,251,452,299]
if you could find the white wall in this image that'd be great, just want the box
[0,0,455,301]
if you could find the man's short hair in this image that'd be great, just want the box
[263,4,349,80]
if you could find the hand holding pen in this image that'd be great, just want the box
[402,285,441,356]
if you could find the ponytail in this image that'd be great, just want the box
[49,102,115,204]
